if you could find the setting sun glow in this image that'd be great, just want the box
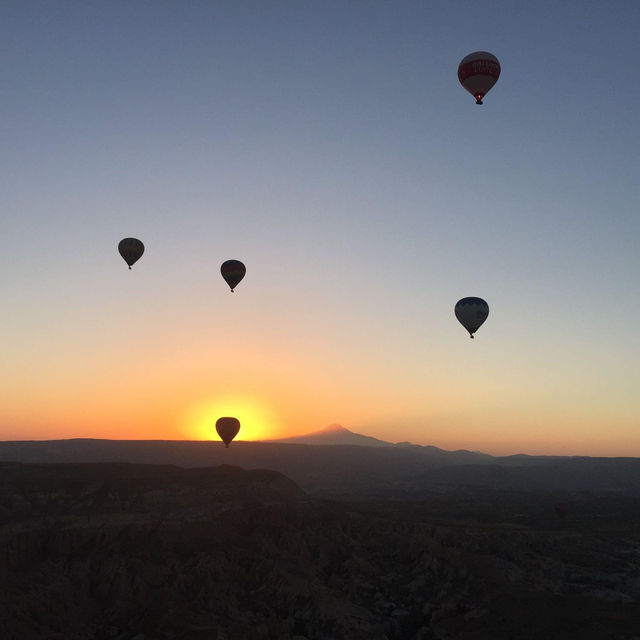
[182,396,280,443]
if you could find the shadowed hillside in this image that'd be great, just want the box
[0,438,493,495]
[1,462,640,639]
[1,439,640,497]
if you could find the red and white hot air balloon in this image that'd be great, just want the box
[457,52,500,105]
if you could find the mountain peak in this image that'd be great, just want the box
[321,423,349,433]
[265,424,391,447]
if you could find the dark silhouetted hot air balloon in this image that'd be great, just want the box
[455,297,489,338]
[118,238,144,269]
[216,417,240,448]
[458,52,500,104]
[221,260,246,292]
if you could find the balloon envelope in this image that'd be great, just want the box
[457,51,500,104]
[118,238,144,269]
[455,297,489,338]
[216,417,240,448]
[221,260,246,292]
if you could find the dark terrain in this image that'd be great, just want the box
[1,460,639,639]
[2,435,640,496]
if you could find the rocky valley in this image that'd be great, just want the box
[1,461,639,639]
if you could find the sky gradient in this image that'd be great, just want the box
[2,1,639,456]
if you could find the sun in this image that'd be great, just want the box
[182,395,279,442]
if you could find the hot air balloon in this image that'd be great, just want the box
[221,260,246,292]
[455,297,489,338]
[118,238,144,269]
[216,417,240,448]
[457,52,500,104]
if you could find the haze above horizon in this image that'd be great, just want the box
[2,1,639,457]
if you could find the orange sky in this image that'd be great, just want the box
[3,317,638,457]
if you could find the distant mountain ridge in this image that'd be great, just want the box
[263,425,494,462]
[263,423,392,447]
